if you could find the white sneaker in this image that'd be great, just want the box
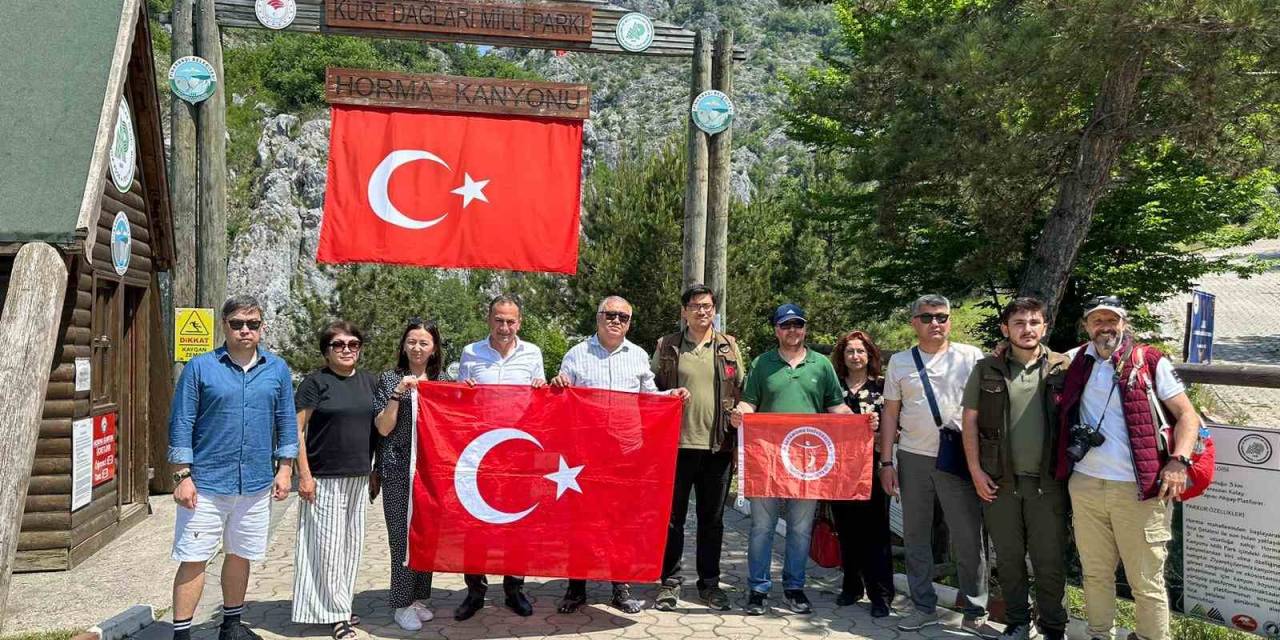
[394,607,423,631]
[410,601,435,622]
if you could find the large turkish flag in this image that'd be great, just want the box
[740,413,875,500]
[317,105,582,273]
[408,382,682,582]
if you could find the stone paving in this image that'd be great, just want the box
[1152,238,1280,426]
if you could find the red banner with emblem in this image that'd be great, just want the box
[739,413,874,500]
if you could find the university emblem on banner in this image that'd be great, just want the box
[111,212,131,275]
[780,426,836,481]
[255,0,297,29]
[169,56,218,104]
[691,89,734,134]
[615,12,655,52]
[109,98,136,193]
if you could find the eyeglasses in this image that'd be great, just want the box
[685,303,715,313]
[777,320,806,330]
[1085,295,1123,310]
[329,340,362,352]
[599,311,632,324]
[227,319,262,331]
[914,313,951,325]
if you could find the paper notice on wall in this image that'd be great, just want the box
[72,417,93,511]
[1182,424,1280,637]
[75,357,90,392]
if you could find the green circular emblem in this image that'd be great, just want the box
[615,12,654,52]
[169,56,217,104]
[109,98,136,193]
[691,89,734,135]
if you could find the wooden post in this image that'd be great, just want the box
[0,243,69,629]
[705,30,734,325]
[682,31,711,290]
[171,0,197,381]
[195,0,227,338]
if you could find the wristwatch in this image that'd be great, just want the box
[879,460,895,469]
[172,468,192,483]
[1172,454,1192,467]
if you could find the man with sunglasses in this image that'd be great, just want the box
[550,295,689,614]
[167,295,298,640]
[1056,296,1199,640]
[879,294,992,637]
[731,303,851,616]
[455,294,546,620]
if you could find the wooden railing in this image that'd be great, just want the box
[1174,363,1280,389]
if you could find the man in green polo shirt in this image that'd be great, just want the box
[960,297,1071,640]
[732,303,850,616]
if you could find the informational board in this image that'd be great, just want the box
[92,412,118,486]
[71,417,93,511]
[1182,424,1280,636]
[325,68,590,120]
[174,307,216,362]
[1185,290,1216,364]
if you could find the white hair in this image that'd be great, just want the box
[597,295,631,312]
[910,294,951,316]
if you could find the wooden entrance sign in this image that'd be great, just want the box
[326,0,593,43]
[326,67,590,120]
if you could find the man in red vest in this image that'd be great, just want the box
[1056,296,1201,640]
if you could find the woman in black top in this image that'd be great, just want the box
[829,330,895,617]
[291,321,378,638]
[372,318,443,631]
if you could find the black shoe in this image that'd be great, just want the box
[1042,631,1064,640]
[557,589,587,614]
[505,591,533,617]
[870,600,891,618]
[218,623,262,640]
[454,594,485,621]
[611,584,644,613]
[745,591,767,615]
[783,589,812,614]
[836,591,861,606]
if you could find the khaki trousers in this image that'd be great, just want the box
[1068,474,1172,640]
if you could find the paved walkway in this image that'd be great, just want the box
[1153,238,1280,426]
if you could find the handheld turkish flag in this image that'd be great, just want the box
[409,382,682,582]
[317,105,583,273]
[739,413,875,500]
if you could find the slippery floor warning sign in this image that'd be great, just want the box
[174,307,215,362]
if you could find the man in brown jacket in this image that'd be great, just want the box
[651,284,745,612]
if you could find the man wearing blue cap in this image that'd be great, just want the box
[731,303,851,615]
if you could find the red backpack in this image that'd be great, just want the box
[1130,346,1215,500]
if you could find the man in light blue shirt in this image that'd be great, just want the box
[167,295,297,640]
[454,294,546,620]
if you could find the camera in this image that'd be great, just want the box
[1066,424,1106,462]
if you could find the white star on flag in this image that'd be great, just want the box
[543,455,584,499]
[450,173,490,208]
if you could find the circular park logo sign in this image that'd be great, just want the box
[615,12,654,52]
[111,212,131,276]
[1239,433,1273,465]
[691,89,734,135]
[169,56,217,104]
[255,0,297,30]
[109,98,136,193]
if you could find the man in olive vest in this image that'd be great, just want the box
[960,297,1070,640]
[651,284,745,612]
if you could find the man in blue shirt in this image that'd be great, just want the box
[167,295,298,640]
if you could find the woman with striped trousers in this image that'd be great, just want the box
[291,321,378,639]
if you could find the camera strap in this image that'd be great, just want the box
[1081,343,1133,435]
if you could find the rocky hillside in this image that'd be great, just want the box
[221,0,840,351]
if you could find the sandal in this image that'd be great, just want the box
[331,621,357,640]
[348,614,361,626]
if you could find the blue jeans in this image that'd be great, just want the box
[747,497,817,593]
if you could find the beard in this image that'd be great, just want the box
[1092,330,1122,352]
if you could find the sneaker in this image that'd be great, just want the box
[1000,624,1036,640]
[963,615,1001,640]
[1041,630,1064,640]
[697,585,731,611]
[782,589,812,614]
[744,591,768,616]
[611,585,645,614]
[655,584,680,611]
[393,607,423,631]
[870,600,891,618]
[897,610,942,631]
[218,624,262,640]
[410,601,434,622]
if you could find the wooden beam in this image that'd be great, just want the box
[172,0,198,387]
[326,68,591,120]
[704,30,733,322]
[196,0,228,333]
[0,243,69,624]
[1175,363,1280,389]
[324,0,592,44]
[681,30,710,290]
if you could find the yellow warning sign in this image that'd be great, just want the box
[174,307,215,362]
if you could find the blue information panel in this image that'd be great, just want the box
[1187,290,1216,364]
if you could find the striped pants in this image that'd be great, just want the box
[292,475,368,624]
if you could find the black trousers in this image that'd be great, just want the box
[830,470,895,605]
[464,574,524,597]
[660,448,735,587]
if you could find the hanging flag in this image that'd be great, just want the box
[409,383,682,582]
[739,413,875,500]
[317,105,583,273]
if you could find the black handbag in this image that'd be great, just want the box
[912,347,971,479]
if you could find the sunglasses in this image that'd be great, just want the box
[914,313,951,325]
[328,340,362,352]
[227,319,262,331]
[599,311,632,324]
[1085,295,1123,310]
[777,320,806,330]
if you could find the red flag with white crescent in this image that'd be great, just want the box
[408,382,681,582]
[317,106,582,273]
[739,413,874,500]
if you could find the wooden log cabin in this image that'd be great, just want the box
[0,0,176,571]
